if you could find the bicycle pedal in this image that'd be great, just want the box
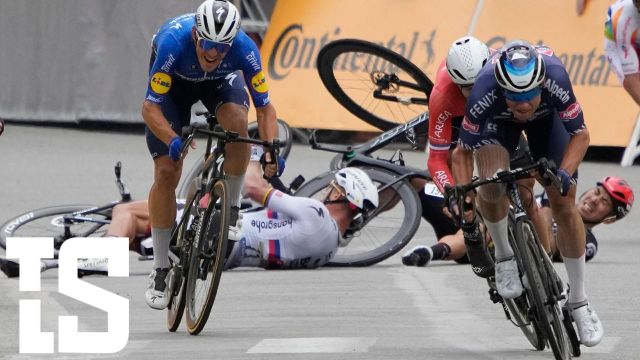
[488,288,503,304]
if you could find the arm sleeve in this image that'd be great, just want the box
[427,90,455,192]
[145,35,182,104]
[238,38,271,108]
[264,190,328,221]
[548,63,586,135]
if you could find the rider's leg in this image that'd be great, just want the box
[475,144,522,298]
[216,102,250,208]
[148,156,181,270]
[516,177,552,253]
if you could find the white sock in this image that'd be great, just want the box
[226,174,245,207]
[563,254,587,304]
[484,217,512,260]
[151,227,172,269]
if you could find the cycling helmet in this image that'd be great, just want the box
[597,176,634,220]
[495,40,546,93]
[334,168,379,211]
[195,0,241,45]
[446,36,491,86]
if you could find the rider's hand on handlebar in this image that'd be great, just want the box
[556,168,576,196]
[261,152,285,178]
[443,185,475,225]
[169,137,183,162]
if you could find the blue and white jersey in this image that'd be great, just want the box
[459,46,586,150]
[145,13,270,107]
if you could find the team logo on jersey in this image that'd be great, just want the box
[251,71,269,93]
[150,72,171,95]
[559,102,582,120]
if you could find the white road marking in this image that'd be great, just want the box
[247,337,377,353]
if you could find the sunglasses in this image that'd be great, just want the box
[195,32,231,53]
[503,87,541,102]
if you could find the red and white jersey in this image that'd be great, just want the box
[427,58,466,193]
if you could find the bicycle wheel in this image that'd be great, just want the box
[167,195,202,331]
[504,213,546,350]
[184,179,229,335]
[514,219,571,360]
[295,167,420,266]
[176,118,293,199]
[317,39,433,131]
[0,205,109,249]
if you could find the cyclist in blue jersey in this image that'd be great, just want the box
[452,40,603,347]
[142,0,278,310]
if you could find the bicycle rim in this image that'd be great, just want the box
[515,220,571,359]
[530,235,573,359]
[0,205,108,249]
[295,168,420,266]
[185,180,229,335]
[504,217,545,350]
[317,39,432,131]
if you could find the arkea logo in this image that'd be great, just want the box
[6,237,129,354]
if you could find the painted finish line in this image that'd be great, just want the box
[247,337,377,353]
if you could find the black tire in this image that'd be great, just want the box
[514,219,572,360]
[185,179,229,335]
[317,39,433,131]
[176,119,293,199]
[295,167,420,266]
[504,213,546,350]
[0,205,109,250]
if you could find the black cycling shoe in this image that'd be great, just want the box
[401,246,432,267]
[462,221,495,278]
[230,206,240,227]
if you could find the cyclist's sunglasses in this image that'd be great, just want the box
[195,32,231,53]
[503,87,541,102]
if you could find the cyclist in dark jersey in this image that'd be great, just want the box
[453,40,602,347]
[142,0,278,310]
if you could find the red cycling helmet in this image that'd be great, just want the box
[598,176,634,220]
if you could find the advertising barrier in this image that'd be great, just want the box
[260,0,639,149]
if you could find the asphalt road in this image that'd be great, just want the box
[0,123,639,360]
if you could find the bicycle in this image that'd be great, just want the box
[0,162,136,277]
[317,38,433,132]
[294,112,430,266]
[447,158,581,359]
[165,115,281,335]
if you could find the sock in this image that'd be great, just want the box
[484,217,512,260]
[151,227,172,269]
[563,254,587,304]
[226,174,245,207]
[430,243,452,261]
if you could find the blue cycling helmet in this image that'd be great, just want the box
[494,40,546,93]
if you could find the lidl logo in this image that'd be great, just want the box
[251,71,268,93]
[150,72,172,95]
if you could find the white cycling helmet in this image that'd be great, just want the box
[334,168,379,211]
[195,0,241,45]
[495,40,546,93]
[445,36,491,86]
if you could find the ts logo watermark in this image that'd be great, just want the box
[6,237,129,354]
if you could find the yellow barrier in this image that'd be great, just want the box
[259,0,638,147]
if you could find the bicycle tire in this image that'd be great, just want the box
[514,219,571,360]
[317,39,433,131]
[295,167,420,266]
[503,212,546,350]
[185,179,229,335]
[0,205,109,250]
[176,118,293,199]
[532,236,575,359]
[166,194,203,332]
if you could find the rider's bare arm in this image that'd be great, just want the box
[141,100,177,145]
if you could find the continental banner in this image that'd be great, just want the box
[260,0,637,147]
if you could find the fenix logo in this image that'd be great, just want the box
[6,237,129,354]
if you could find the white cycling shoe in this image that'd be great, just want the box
[569,301,604,347]
[495,258,523,299]
[145,268,171,310]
